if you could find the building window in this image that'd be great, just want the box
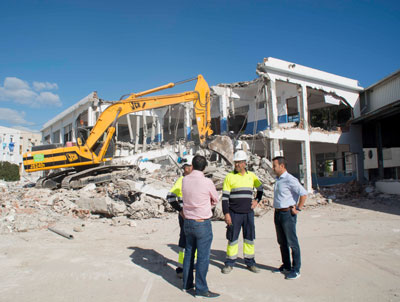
[64,124,73,143]
[316,153,337,177]
[53,130,61,143]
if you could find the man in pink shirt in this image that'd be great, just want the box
[181,155,220,298]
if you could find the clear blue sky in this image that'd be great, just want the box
[0,0,399,132]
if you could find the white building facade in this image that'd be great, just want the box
[0,126,42,175]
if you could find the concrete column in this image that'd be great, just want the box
[88,106,94,126]
[156,117,162,144]
[150,111,156,143]
[270,139,281,159]
[301,140,312,192]
[135,115,140,153]
[219,94,229,133]
[263,83,270,129]
[60,121,65,144]
[296,86,302,120]
[376,121,384,179]
[126,114,134,142]
[184,103,191,140]
[154,108,168,144]
[72,112,77,142]
[267,79,279,129]
[58,124,63,144]
[300,84,309,130]
[300,84,312,191]
[142,112,147,152]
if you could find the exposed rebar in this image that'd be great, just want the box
[48,227,74,240]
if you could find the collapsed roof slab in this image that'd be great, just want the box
[264,127,342,144]
[257,57,363,117]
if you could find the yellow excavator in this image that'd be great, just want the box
[23,75,213,189]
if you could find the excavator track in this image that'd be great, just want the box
[36,168,76,190]
[61,164,137,189]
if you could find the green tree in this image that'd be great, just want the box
[0,161,20,181]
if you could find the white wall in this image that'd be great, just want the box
[376,180,400,195]
[369,75,400,112]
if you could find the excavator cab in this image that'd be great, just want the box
[76,126,92,146]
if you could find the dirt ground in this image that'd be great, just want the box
[1,197,400,302]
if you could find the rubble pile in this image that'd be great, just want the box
[1,150,333,234]
[319,180,365,201]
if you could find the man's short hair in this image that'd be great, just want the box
[272,156,287,168]
[192,155,207,171]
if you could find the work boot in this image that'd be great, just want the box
[247,265,260,273]
[195,291,220,298]
[176,267,183,279]
[221,265,233,274]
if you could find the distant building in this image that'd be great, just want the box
[353,69,400,183]
[0,126,42,175]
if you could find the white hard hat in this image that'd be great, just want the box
[180,155,194,167]
[233,150,248,162]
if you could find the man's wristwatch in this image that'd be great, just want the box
[295,206,302,211]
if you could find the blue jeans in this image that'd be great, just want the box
[274,210,301,273]
[182,219,213,294]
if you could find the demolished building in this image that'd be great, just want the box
[211,58,364,191]
[40,57,364,191]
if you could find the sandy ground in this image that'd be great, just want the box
[1,198,400,302]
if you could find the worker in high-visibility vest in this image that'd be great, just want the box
[221,150,263,274]
[166,155,194,278]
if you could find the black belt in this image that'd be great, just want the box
[275,207,292,212]
[186,218,210,222]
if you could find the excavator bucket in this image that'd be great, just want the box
[207,135,234,166]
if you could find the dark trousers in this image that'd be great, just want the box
[182,219,213,294]
[178,214,186,248]
[225,210,256,267]
[177,214,186,268]
[274,210,301,273]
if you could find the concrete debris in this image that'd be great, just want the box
[215,78,260,88]
[73,225,84,232]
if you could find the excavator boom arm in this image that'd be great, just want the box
[86,75,212,154]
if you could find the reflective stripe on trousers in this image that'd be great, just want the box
[178,248,198,267]
[225,210,256,267]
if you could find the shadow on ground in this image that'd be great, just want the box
[168,244,276,272]
[315,182,400,216]
[332,197,400,216]
[128,246,181,290]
